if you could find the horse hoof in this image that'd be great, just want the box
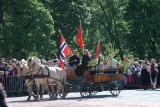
[27,96,31,101]
[40,96,43,100]
[34,96,39,101]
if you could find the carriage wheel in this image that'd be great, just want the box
[80,87,91,98]
[110,87,121,96]
[90,90,97,95]
[89,87,97,95]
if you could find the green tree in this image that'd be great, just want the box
[1,0,55,59]
[125,0,160,58]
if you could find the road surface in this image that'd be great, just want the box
[7,89,160,107]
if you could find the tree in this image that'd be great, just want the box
[125,0,160,58]
[1,0,55,59]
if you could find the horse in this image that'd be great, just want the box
[27,56,67,99]
[15,59,37,101]
[16,59,55,100]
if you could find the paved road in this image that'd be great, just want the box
[7,89,160,107]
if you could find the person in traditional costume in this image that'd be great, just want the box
[150,59,158,89]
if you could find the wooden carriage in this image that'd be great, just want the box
[86,68,124,83]
[64,66,124,98]
[66,67,124,83]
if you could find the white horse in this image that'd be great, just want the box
[15,59,36,101]
[27,56,67,99]
[16,59,54,100]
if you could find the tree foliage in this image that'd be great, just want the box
[0,0,160,59]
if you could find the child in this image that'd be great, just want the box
[0,83,8,107]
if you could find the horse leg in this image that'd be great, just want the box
[34,81,40,101]
[54,82,62,100]
[48,84,55,100]
[40,84,45,99]
[26,85,32,101]
[26,80,36,101]
[59,82,67,99]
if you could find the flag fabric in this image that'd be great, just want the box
[60,35,70,57]
[76,23,83,49]
[59,34,70,69]
[96,39,101,59]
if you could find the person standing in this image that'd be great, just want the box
[131,61,142,85]
[0,83,8,107]
[141,61,151,90]
[0,59,5,83]
[150,59,158,89]
[157,62,160,88]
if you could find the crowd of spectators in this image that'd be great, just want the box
[0,58,16,81]
[124,58,160,89]
[1,57,160,92]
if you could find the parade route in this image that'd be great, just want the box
[7,90,160,107]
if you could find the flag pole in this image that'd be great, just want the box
[58,29,62,36]
[79,20,82,31]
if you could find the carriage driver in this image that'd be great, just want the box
[75,49,91,79]
[69,50,80,69]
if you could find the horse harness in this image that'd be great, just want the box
[33,66,63,84]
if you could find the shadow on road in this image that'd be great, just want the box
[135,89,160,91]
[64,94,115,101]
[8,94,117,103]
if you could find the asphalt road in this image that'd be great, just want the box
[7,89,160,107]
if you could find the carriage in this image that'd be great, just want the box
[61,66,124,98]
[16,57,124,100]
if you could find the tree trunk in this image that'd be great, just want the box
[0,0,4,27]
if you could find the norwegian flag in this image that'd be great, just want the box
[59,34,70,69]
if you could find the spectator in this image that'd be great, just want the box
[150,59,158,89]
[127,67,134,85]
[157,62,160,88]
[141,61,151,90]
[0,83,8,107]
[5,65,14,77]
[131,61,142,85]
